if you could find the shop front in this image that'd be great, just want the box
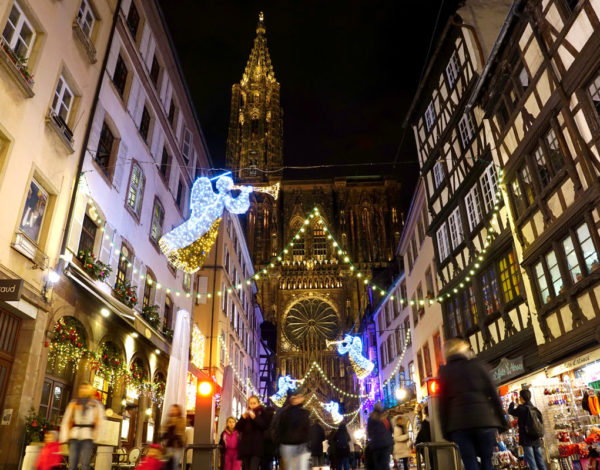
[495,348,600,469]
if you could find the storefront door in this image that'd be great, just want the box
[38,378,71,423]
[0,309,20,411]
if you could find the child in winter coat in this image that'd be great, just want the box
[136,444,165,470]
[219,417,241,470]
[36,431,63,470]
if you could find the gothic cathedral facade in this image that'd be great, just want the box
[226,14,402,411]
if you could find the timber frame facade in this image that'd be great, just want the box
[407,3,542,374]
[475,0,600,363]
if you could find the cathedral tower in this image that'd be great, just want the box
[226,13,283,184]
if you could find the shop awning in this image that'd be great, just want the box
[546,346,600,377]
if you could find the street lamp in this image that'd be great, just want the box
[353,429,365,441]
[395,387,407,402]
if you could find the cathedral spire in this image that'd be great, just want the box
[226,12,283,184]
[241,12,276,86]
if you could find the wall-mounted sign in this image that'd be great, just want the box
[1,408,13,425]
[0,279,23,301]
[491,356,525,384]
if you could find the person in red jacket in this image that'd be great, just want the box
[36,431,63,470]
[136,444,165,470]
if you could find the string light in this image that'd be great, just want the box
[190,324,205,368]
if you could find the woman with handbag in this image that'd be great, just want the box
[161,405,186,470]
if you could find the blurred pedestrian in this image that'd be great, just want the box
[161,404,186,470]
[366,403,393,470]
[236,396,270,470]
[135,444,165,470]
[414,406,433,470]
[393,416,410,470]
[260,407,276,470]
[278,390,310,470]
[36,431,63,470]
[309,422,326,467]
[219,417,242,470]
[59,382,105,470]
[328,430,338,469]
[334,424,351,470]
[438,338,507,470]
[508,389,547,470]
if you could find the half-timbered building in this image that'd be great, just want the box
[475,0,600,366]
[407,1,542,376]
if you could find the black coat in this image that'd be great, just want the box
[508,401,543,447]
[367,416,393,450]
[438,354,508,438]
[414,419,431,445]
[278,404,310,445]
[334,428,351,458]
[309,422,325,456]
[235,407,270,458]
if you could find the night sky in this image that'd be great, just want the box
[158,0,460,211]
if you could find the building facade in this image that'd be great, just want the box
[192,211,264,431]
[0,0,115,466]
[36,0,210,458]
[226,14,403,426]
[397,180,444,401]
[407,1,542,383]
[475,0,600,373]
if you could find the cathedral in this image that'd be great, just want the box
[226,13,402,411]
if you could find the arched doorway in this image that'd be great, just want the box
[41,316,87,422]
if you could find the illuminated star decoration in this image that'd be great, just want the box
[323,401,343,424]
[270,375,297,407]
[159,175,253,273]
[328,334,374,380]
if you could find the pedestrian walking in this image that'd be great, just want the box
[59,382,105,470]
[366,403,393,470]
[219,417,242,470]
[309,422,326,467]
[278,390,311,470]
[260,407,276,470]
[161,404,186,470]
[236,396,270,470]
[508,389,547,470]
[414,406,434,470]
[135,444,165,470]
[438,338,508,470]
[393,416,410,470]
[36,431,63,470]
[334,424,351,470]
[327,430,338,469]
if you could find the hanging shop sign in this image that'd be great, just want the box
[491,356,524,384]
[547,347,600,377]
[0,279,23,301]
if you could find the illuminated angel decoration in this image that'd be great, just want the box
[323,401,343,424]
[327,334,374,380]
[270,375,298,407]
[159,175,252,273]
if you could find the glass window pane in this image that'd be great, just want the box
[562,234,581,283]
[535,261,550,304]
[546,250,563,295]
[577,223,599,273]
[19,179,48,242]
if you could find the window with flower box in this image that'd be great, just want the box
[2,2,35,61]
[78,214,97,255]
[116,244,130,286]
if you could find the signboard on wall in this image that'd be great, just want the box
[491,356,525,384]
[0,280,23,301]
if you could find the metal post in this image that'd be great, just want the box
[192,391,216,470]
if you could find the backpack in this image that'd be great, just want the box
[523,406,544,439]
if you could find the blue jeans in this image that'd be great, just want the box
[523,446,547,470]
[68,439,95,470]
[448,428,497,470]
[279,444,309,470]
[339,456,350,470]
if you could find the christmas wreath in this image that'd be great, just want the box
[48,317,86,372]
[114,280,138,308]
[78,250,111,281]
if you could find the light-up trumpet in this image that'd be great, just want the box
[327,334,374,380]
[232,182,280,200]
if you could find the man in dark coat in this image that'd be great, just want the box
[278,391,311,469]
[438,338,507,470]
[260,407,276,470]
[508,389,547,470]
[366,403,393,469]
[309,422,326,466]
